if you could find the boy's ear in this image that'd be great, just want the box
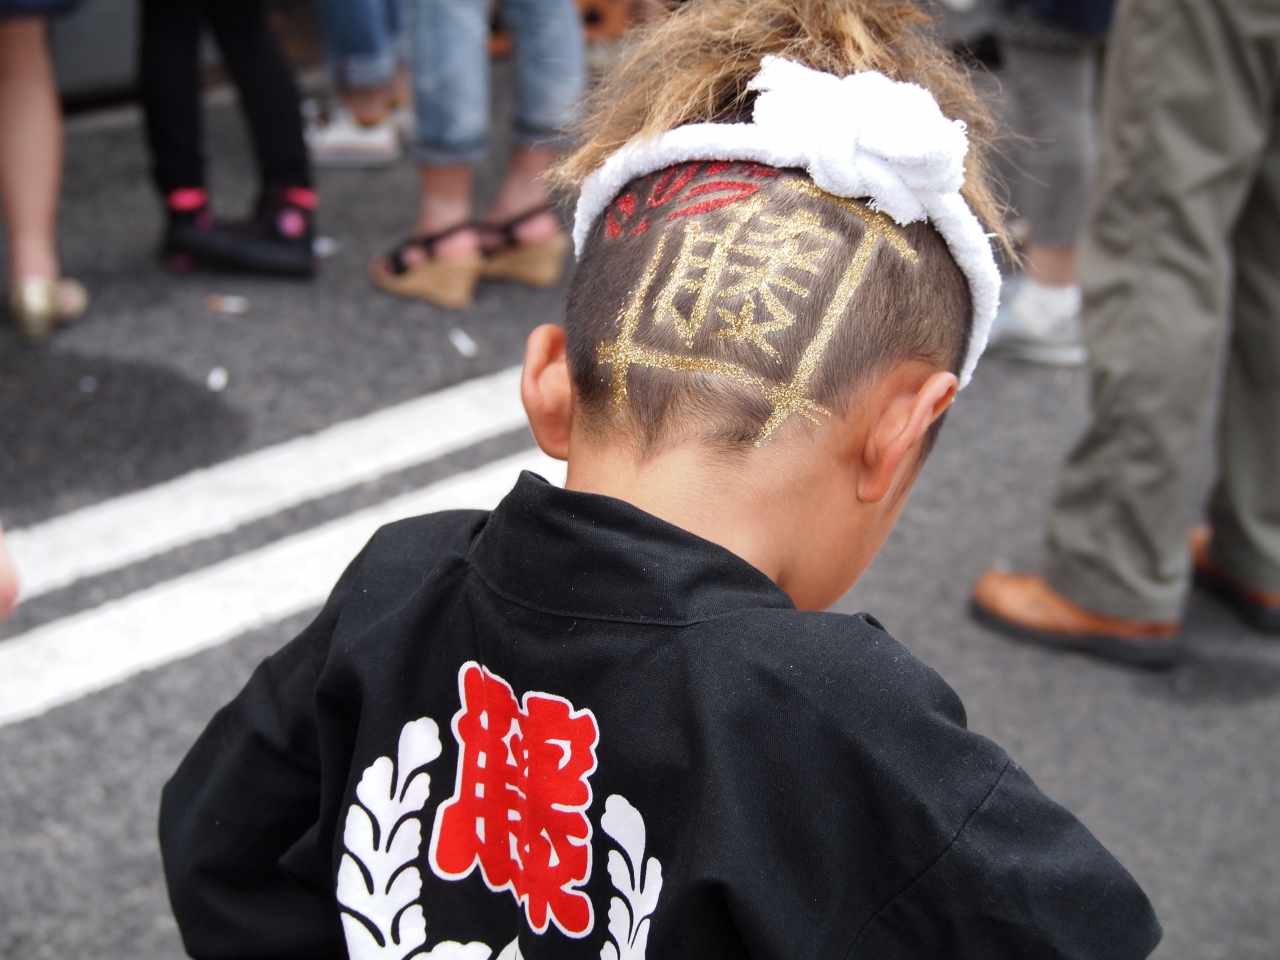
[521,324,574,461]
[856,365,957,504]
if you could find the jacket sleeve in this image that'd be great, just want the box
[158,548,368,960]
[848,760,1162,960]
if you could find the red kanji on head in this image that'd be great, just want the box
[429,663,600,938]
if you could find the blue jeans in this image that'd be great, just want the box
[407,0,585,165]
[312,0,402,90]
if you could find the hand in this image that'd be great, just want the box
[0,523,18,624]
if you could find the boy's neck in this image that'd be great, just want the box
[562,429,889,611]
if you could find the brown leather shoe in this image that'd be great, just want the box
[1190,526,1280,633]
[971,571,1182,667]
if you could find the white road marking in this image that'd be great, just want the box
[6,367,526,601]
[0,448,564,728]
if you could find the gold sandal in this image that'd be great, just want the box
[480,207,571,289]
[9,277,89,345]
[371,225,484,309]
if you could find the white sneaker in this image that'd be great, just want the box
[306,105,402,168]
[392,105,415,142]
[987,276,1087,366]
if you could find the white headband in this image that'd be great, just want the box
[572,56,1001,389]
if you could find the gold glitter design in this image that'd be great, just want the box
[651,195,767,345]
[597,181,918,444]
[714,295,783,358]
[717,210,837,347]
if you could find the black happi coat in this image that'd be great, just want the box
[161,472,1160,960]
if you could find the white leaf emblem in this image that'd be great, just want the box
[414,936,522,960]
[599,795,663,960]
[418,942,496,959]
[338,718,443,960]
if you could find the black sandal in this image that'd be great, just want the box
[372,223,484,309]
[382,223,476,275]
[478,207,570,288]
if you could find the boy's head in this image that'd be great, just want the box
[524,0,1004,607]
[563,160,972,455]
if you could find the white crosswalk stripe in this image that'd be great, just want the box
[6,366,526,601]
[0,448,564,728]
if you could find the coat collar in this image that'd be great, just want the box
[469,471,793,625]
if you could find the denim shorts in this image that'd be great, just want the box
[406,0,586,164]
[311,0,403,90]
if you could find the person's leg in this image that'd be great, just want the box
[206,0,311,192]
[990,40,1096,364]
[1002,41,1096,261]
[1043,0,1279,621]
[0,16,62,282]
[485,0,584,241]
[403,0,490,256]
[138,0,205,196]
[1207,112,1280,599]
[310,0,399,122]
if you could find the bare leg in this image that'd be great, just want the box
[481,146,560,244]
[0,17,62,282]
[341,83,397,126]
[386,147,559,269]
[0,523,17,623]
[373,163,479,272]
[1024,243,1077,287]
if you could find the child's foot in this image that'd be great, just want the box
[1190,526,1280,633]
[970,570,1182,667]
[987,277,1087,366]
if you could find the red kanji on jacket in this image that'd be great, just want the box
[429,662,600,937]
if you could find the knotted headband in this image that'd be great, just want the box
[573,56,1001,389]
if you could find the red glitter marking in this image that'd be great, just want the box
[667,180,762,219]
[629,219,650,235]
[649,163,702,207]
[615,194,636,217]
[606,210,622,238]
[706,160,733,175]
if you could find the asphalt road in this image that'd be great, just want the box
[1,74,1277,960]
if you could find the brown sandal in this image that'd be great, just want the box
[479,207,571,289]
[371,225,484,309]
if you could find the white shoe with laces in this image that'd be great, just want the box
[987,276,1087,367]
[306,105,402,168]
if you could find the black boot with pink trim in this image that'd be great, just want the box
[162,186,317,277]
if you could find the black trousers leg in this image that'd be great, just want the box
[206,0,312,191]
[139,0,205,193]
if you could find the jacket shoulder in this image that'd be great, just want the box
[324,509,490,638]
[695,606,972,730]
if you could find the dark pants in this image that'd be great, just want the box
[139,0,311,195]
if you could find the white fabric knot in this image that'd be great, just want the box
[572,57,1001,389]
[748,56,969,224]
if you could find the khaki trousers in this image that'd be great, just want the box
[1045,0,1280,621]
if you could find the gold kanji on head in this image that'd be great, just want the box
[597,178,919,445]
[714,209,838,357]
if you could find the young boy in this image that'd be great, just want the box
[160,2,1161,958]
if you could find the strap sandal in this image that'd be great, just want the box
[8,277,89,345]
[479,206,571,289]
[371,224,484,309]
